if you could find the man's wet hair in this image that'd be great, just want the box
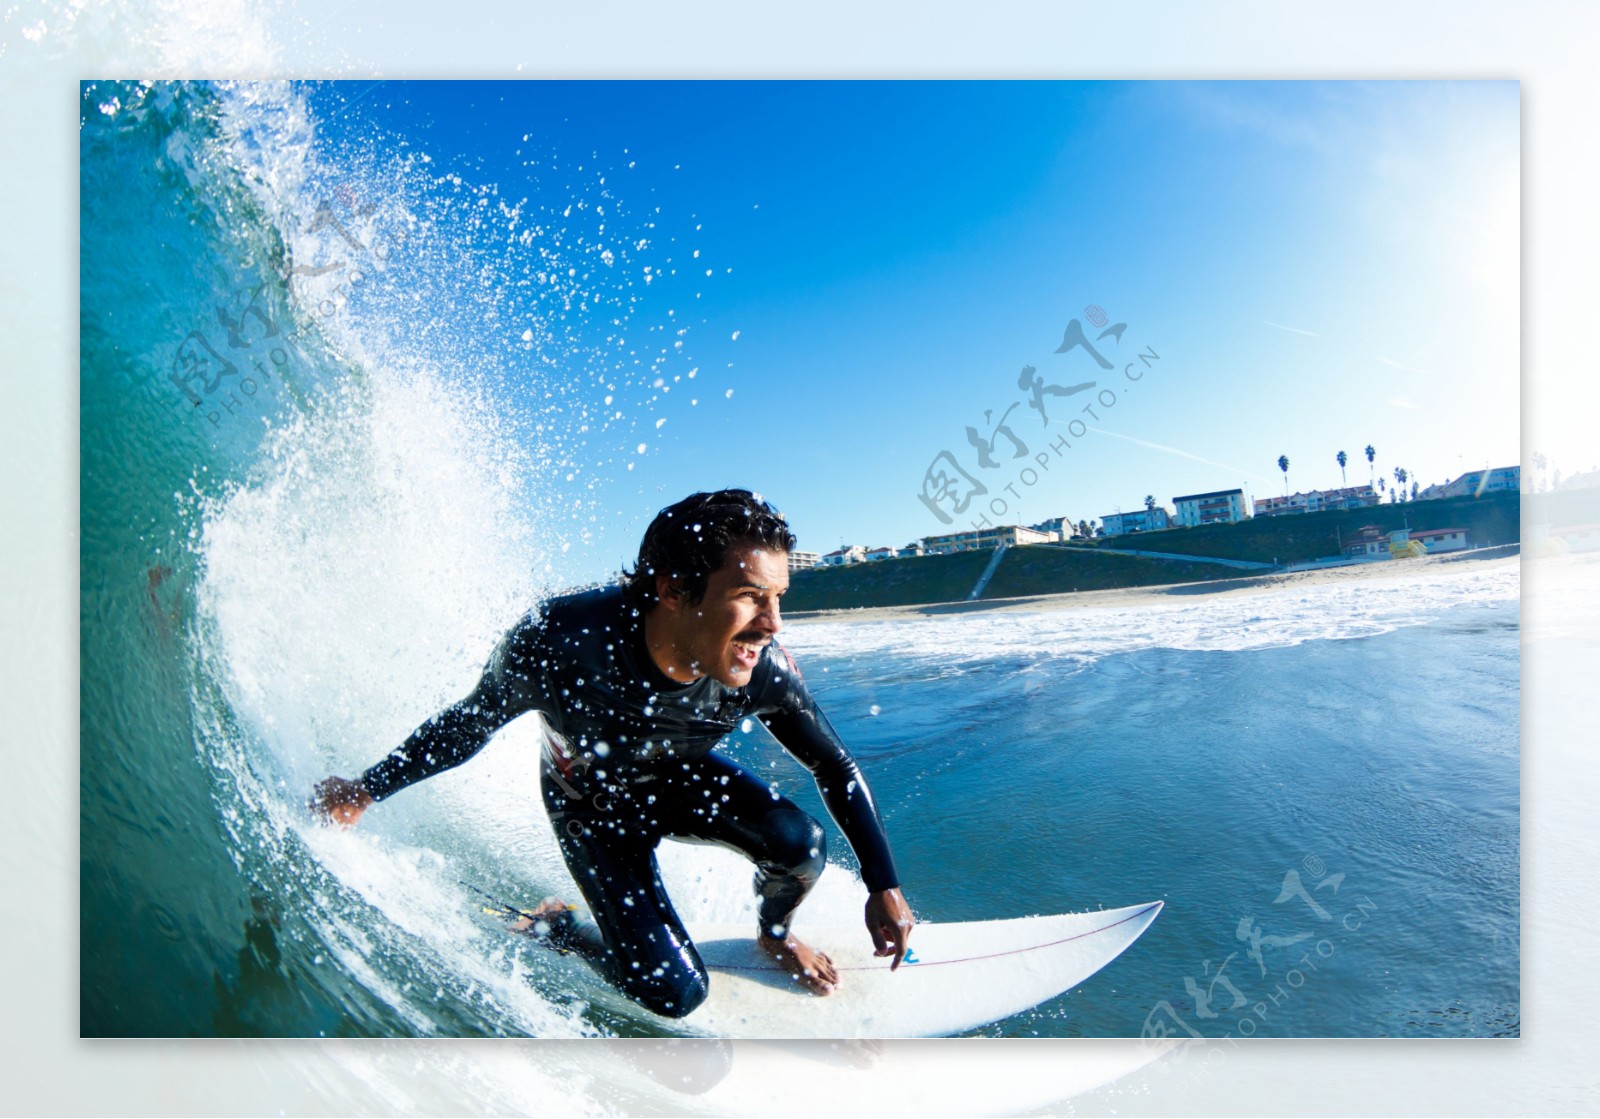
[624,489,797,610]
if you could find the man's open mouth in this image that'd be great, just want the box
[731,637,767,667]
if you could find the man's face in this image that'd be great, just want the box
[657,541,789,688]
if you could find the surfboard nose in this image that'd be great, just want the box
[1130,899,1164,932]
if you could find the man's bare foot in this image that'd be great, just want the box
[757,930,840,996]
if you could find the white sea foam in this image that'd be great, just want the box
[182,80,841,1041]
[783,560,1520,667]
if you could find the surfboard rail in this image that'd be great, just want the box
[678,899,1164,1038]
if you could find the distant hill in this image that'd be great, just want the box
[784,550,993,611]
[785,546,1227,611]
[1089,490,1519,565]
[784,490,1521,612]
[981,547,1227,599]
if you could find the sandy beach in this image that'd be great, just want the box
[785,546,1521,624]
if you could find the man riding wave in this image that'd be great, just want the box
[313,489,913,1018]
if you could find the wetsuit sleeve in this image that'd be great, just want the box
[358,612,549,801]
[755,643,901,893]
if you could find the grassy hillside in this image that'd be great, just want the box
[784,550,993,610]
[784,491,1520,612]
[786,546,1228,610]
[982,545,1223,598]
[1088,490,1520,565]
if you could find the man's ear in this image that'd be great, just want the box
[655,573,685,610]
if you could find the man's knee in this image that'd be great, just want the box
[765,808,827,880]
[622,962,710,1019]
[597,924,712,1020]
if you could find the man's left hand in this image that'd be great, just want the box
[865,888,915,970]
[311,775,373,827]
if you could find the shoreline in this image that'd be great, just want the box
[784,546,1520,624]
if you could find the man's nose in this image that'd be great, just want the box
[759,598,782,635]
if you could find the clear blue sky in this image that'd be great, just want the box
[312,80,1520,584]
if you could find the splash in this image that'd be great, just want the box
[155,80,848,1039]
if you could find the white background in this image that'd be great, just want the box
[4,1,1596,1114]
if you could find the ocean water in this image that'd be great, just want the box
[782,569,1520,1039]
[79,81,1519,1041]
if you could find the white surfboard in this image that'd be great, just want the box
[675,900,1163,1038]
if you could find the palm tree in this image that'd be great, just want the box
[1393,467,1407,502]
[1337,450,1348,487]
[1278,455,1290,496]
[1365,444,1376,486]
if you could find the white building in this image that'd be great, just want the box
[1027,516,1073,541]
[1343,526,1451,559]
[787,550,821,572]
[1100,507,1172,536]
[1411,528,1469,554]
[1032,516,1096,540]
[820,545,867,566]
[1172,488,1251,527]
[1341,525,1391,558]
[1419,466,1521,500]
[1255,485,1380,517]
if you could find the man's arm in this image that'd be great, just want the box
[312,613,546,825]
[756,644,915,966]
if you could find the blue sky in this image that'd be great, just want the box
[313,80,1520,584]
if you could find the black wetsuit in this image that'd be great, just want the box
[358,584,900,1018]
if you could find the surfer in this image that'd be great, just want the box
[312,489,913,1019]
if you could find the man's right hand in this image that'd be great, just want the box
[312,776,374,827]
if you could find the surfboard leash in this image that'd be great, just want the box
[458,880,544,922]
[459,880,581,932]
